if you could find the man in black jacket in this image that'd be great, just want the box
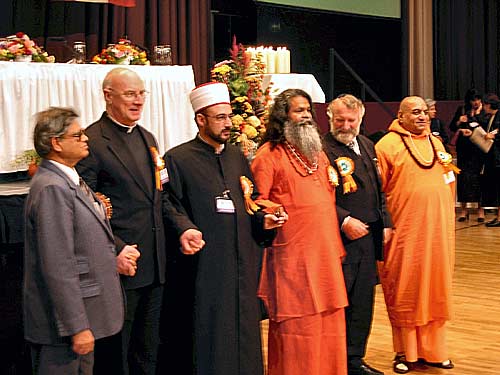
[323,94,393,375]
[76,67,201,374]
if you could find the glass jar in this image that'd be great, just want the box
[73,41,86,64]
[153,45,173,65]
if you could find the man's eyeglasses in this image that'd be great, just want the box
[108,89,149,101]
[202,113,234,122]
[59,129,86,141]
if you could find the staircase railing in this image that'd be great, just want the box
[329,48,395,118]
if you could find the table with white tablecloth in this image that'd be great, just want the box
[0,62,198,173]
[262,73,325,103]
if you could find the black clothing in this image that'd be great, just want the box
[449,106,487,202]
[323,133,392,362]
[162,136,273,375]
[76,113,182,374]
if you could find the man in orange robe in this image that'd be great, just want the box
[375,96,456,374]
[251,89,348,375]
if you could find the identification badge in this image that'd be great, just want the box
[216,196,235,213]
[160,168,169,184]
[443,171,455,184]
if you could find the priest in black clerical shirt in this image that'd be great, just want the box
[76,67,201,375]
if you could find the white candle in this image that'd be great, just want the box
[284,48,290,73]
[267,48,276,74]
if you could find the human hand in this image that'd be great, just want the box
[485,129,497,140]
[342,217,369,240]
[117,245,140,276]
[460,128,473,137]
[180,229,205,255]
[383,227,394,245]
[459,115,468,123]
[72,329,94,355]
[263,208,288,230]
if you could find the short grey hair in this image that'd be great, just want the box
[425,98,436,108]
[33,107,79,158]
[327,94,365,120]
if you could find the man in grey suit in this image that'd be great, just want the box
[24,107,131,374]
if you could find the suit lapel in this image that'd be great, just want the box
[41,161,115,240]
[99,117,154,201]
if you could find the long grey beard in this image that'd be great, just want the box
[284,119,323,163]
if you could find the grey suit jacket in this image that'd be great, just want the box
[24,159,124,345]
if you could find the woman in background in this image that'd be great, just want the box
[449,89,486,222]
[425,98,450,152]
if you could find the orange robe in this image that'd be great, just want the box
[251,142,348,375]
[375,120,455,360]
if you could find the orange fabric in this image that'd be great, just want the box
[375,120,455,335]
[251,143,348,322]
[268,309,347,375]
[392,320,448,363]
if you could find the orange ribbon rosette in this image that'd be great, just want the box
[438,151,461,174]
[239,176,260,215]
[335,157,357,194]
[149,146,164,191]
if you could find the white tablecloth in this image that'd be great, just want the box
[262,73,325,103]
[0,62,198,172]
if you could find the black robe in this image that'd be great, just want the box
[161,136,272,375]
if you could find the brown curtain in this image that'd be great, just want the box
[4,0,210,83]
[434,0,500,100]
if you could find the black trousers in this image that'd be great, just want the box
[30,342,93,375]
[342,232,378,365]
[94,284,164,375]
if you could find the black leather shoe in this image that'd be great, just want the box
[349,360,384,375]
[486,218,498,227]
[486,219,500,227]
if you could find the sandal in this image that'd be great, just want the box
[420,358,454,369]
[393,354,416,374]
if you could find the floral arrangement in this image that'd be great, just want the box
[12,149,41,166]
[0,32,55,62]
[91,38,149,65]
[211,38,273,158]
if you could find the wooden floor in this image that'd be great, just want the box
[261,210,500,374]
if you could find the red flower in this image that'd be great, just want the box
[16,32,25,38]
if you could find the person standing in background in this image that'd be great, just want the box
[449,89,486,222]
[425,98,450,152]
[480,93,500,227]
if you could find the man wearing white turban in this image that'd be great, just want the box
[161,82,286,375]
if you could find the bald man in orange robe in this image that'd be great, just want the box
[375,96,456,374]
[251,89,348,375]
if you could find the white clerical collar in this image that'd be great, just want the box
[48,159,80,186]
[197,133,225,154]
[106,113,137,133]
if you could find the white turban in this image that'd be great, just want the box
[190,82,231,113]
